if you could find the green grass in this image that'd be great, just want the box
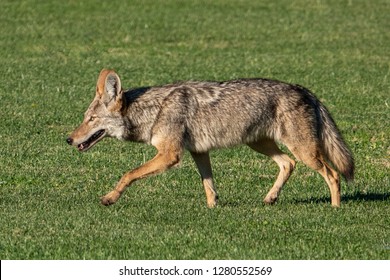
[0,0,389,259]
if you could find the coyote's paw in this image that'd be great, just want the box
[206,194,218,208]
[101,190,121,206]
[263,193,278,205]
[207,200,217,209]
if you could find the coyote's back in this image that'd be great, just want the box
[67,69,354,208]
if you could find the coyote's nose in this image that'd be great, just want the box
[66,137,73,145]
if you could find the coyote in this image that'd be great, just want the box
[67,69,354,207]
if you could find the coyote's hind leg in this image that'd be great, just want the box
[248,139,295,204]
[285,143,341,207]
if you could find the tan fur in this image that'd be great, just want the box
[96,69,114,97]
[67,69,354,208]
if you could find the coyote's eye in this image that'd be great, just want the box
[89,116,96,122]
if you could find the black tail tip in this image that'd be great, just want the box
[343,166,355,183]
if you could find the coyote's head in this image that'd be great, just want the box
[66,69,126,152]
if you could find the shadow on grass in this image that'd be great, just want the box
[294,191,390,205]
[215,191,390,208]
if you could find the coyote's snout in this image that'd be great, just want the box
[66,129,105,152]
[67,69,354,208]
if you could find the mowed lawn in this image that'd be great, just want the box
[0,0,388,259]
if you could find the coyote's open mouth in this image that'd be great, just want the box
[78,129,105,152]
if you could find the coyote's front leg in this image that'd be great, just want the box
[190,152,218,208]
[101,143,182,205]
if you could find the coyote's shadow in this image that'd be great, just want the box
[219,191,390,208]
[294,191,390,205]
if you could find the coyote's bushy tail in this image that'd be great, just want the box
[319,105,354,181]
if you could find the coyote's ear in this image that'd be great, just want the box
[96,69,123,109]
[104,71,122,100]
